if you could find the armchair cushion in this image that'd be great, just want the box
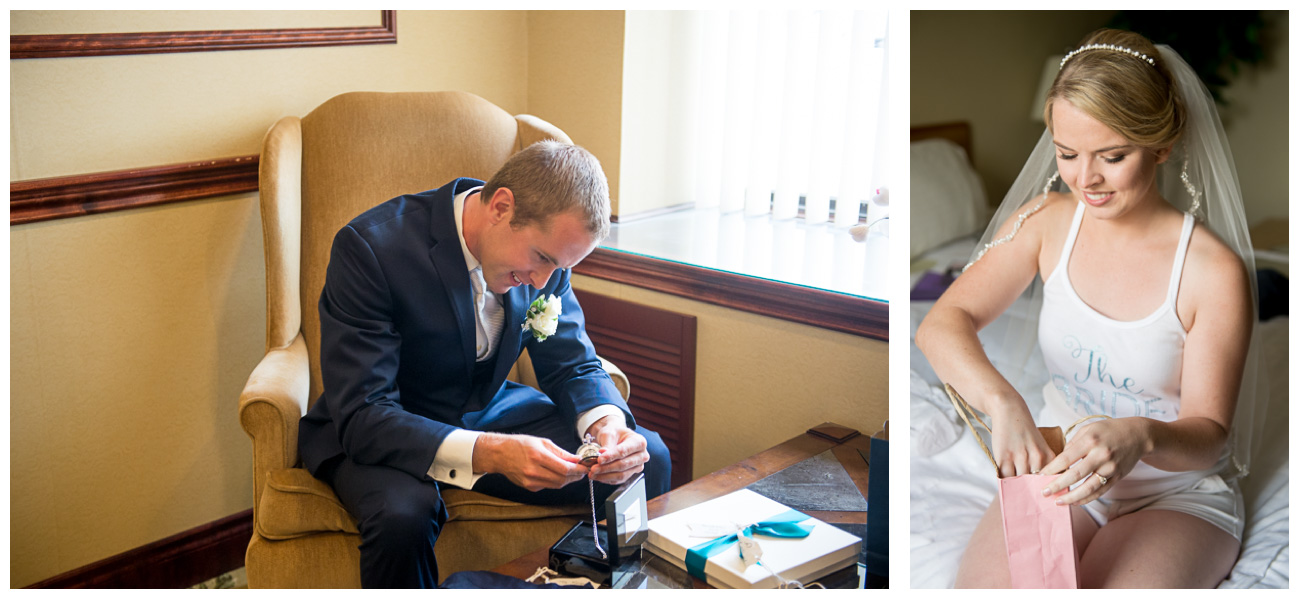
[254,468,588,541]
[441,489,587,522]
[255,468,358,540]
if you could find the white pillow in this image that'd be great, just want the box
[910,138,988,259]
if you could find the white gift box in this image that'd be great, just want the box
[645,489,862,589]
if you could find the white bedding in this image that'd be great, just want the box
[909,239,1290,589]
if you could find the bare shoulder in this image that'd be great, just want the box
[1024,192,1077,274]
[1034,191,1078,229]
[1181,221,1251,329]
[982,191,1074,252]
[1186,222,1249,288]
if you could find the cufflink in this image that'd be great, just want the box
[449,469,457,478]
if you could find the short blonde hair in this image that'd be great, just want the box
[1044,28,1185,149]
[481,140,611,240]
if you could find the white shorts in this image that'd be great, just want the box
[1038,382,1245,540]
[1079,472,1245,540]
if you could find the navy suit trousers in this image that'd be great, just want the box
[321,411,671,588]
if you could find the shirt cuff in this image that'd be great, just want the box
[427,428,485,490]
[576,405,627,440]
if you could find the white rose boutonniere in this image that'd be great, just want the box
[522,294,562,342]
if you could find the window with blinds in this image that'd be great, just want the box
[608,10,891,302]
[685,10,889,225]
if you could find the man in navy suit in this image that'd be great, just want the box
[299,141,671,588]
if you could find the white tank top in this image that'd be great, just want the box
[1039,202,1192,423]
[1037,202,1223,495]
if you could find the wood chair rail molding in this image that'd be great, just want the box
[10,156,260,225]
[11,155,886,339]
[10,11,396,59]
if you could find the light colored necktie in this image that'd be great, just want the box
[469,267,504,360]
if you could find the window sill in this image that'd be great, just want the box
[574,249,886,340]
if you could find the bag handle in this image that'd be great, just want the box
[944,383,1000,478]
[944,383,1110,479]
[1063,414,1110,435]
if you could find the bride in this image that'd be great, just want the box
[916,28,1262,588]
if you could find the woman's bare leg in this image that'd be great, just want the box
[1079,509,1238,588]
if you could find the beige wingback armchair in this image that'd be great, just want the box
[237,91,628,588]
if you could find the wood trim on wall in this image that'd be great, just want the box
[11,155,887,339]
[10,11,396,59]
[10,156,260,225]
[26,509,252,589]
[573,249,889,341]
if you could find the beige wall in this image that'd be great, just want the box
[911,11,1114,205]
[617,11,699,218]
[10,9,883,587]
[9,10,530,588]
[525,10,626,215]
[911,11,1289,226]
[10,194,266,587]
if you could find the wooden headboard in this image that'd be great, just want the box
[910,122,973,166]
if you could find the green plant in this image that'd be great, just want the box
[1106,11,1268,105]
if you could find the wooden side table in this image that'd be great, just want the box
[492,422,875,588]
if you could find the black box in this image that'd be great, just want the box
[548,474,648,583]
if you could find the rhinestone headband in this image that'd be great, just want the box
[1060,43,1156,68]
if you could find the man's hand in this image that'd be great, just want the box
[473,432,589,492]
[585,415,650,485]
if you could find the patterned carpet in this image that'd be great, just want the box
[191,567,247,589]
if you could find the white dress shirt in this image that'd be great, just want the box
[427,187,626,489]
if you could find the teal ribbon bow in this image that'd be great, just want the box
[683,509,814,581]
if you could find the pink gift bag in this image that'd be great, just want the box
[945,384,1079,589]
[999,474,1077,588]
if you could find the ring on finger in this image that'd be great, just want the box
[1095,473,1108,485]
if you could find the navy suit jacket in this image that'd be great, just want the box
[299,178,635,483]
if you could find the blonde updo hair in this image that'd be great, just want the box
[1044,28,1185,150]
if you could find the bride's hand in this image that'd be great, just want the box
[1039,417,1150,505]
[990,401,1055,478]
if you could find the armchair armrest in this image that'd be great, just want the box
[512,349,631,402]
[599,356,630,402]
[239,333,310,513]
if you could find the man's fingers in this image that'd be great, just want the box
[591,458,646,484]
[590,432,648,478]
[541,438,582,463]
[590,449,650,480]
[596,428,621,450]
[597,432,646,464]
[512,438,586,489]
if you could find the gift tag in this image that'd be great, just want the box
[687,523,739,538]
[736,531,762,569]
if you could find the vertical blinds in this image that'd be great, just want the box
[687,11,890,226]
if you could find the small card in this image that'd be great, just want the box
[736,531,762,569]
[622,499,643,544]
